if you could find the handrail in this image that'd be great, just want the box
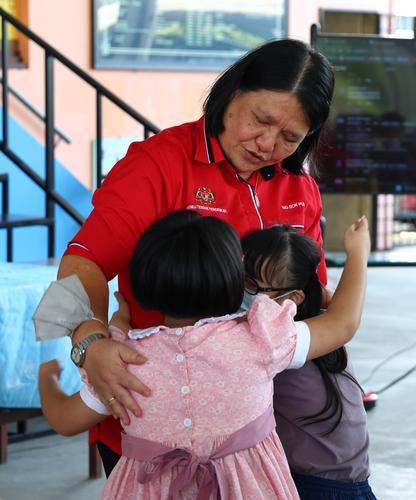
[0,78,71,144]
[1,145,84,225]
[0,7,161,259]
[0,173,12,261]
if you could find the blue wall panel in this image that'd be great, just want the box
[0,112,93,262]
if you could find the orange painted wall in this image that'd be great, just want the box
[8,0,415,188]
[9,0,218,188]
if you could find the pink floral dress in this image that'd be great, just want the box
[81,296,310,499]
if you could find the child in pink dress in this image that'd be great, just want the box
[39,210,370,500]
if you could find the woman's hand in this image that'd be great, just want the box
[83,338,150,425]
[87,291,146,424]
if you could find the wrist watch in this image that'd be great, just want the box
[70,333,106,368]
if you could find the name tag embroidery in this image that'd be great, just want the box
[281,201,305,210]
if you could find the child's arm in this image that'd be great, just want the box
[304,216,370,361]
[39,360,107,437]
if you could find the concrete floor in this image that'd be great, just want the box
[0,266,415,499]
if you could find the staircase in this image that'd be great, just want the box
[0,173,53,262]
[0,7,160,262]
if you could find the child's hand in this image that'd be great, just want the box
[109,292,133,335]
[343,216,371,257]
[321,286,334,309]
[38,359,62,381]
[114,292,131,319]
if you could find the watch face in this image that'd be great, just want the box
[71,345,82,366]
[70,334,104,367]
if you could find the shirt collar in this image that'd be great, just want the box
[127,310,247,340]
[195,116,280,181]
[194,116,225,164]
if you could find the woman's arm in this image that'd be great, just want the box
[57,254,110,326]
[304,216,370,360]
[57,255,149,424]
[39,360,106,437]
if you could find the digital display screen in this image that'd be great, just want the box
[93,0,287,71]
[314,35,416,194]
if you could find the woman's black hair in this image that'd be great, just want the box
[203,39,334,176]
[130,210,244,319]
[242,224,362,434]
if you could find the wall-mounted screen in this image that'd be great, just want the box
[93,0,288,71]
[314,34,416,194]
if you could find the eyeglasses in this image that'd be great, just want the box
[244,275,297,297]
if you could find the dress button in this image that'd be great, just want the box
[183,418,192,427]
[181,385,190,395]
[176,354,185,363]
[175,328,183,336]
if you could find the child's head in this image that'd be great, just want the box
[242,225,322,320]
[244,225,359,434]
[130,210,244,319]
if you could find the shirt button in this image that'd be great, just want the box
[176,354,185,363]
[183,418,192,427]
[180,385,190,395]
[175,328,183,336]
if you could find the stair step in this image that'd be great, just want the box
[0,215,54,229]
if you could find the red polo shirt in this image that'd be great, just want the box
[65,116,327,454]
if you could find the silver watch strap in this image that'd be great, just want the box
[69,317,107,339]
[72,333,106,368]
[79,332,106,350]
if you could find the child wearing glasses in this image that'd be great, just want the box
[39,210,369,500]
[242,225,377,500]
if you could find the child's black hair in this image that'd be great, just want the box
[130,210,244,319]
[242,224,362,435]
[242,224,323,320]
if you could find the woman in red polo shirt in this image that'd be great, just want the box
[57,39,334,475]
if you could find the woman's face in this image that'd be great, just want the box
[218,90,310,179]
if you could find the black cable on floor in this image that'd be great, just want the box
[374,364,416,395]
[361,339,416,386]
[360,341,416,411]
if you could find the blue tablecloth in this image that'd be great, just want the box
[0,262,118,408]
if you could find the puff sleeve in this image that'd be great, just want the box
[247,295,310,379]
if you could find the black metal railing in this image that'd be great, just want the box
[0,173,11,260]
[0,8,160,258]
[0,77,71,145]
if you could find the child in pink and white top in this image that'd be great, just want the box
[38,210,370,500]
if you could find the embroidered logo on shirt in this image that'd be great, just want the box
[195,187,215,205]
